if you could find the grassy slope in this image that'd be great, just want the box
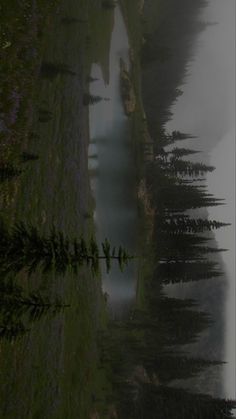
[0,1,115,418]
[0,0,60,164]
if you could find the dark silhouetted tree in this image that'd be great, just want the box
[135,383,236,419]
[159,217,230,234]
[0,223,133,276]
[21,152,39,163]
[156,260,222,284]
[0,164,22,182]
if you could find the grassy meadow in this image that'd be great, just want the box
[0,1,118,418]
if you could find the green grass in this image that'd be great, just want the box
[0,1,116,418]
[0,0,161,416]
[0,0,59,164]
[0,269,111,418]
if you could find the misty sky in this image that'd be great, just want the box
[167,0,235,152]
[166,0,235,399]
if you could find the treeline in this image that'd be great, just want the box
[106,107,232,414]
[116,381,236,419]
[124,115,231,411]
[145,134,229,286]
[141,0,209,133]
[99,291,235,418]
[132,383,235,419]
[104,0,232,414]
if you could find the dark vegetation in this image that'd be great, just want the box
[132,384,235,419]
[0,222,133,277]
[0,278,69,341]
[96,1,236,416]
[0,0,59,164]
[0,1,125,417]
[117,88,234,414]
[40,61,76,80]
[101,0,116,10]
[100,131,232,411]
[98,292,235,418]
[141,0,209,133]
[0,151,38,186]
[0,164,22,182]
[61,17,88,24]
[38,107,53,122]
[83,93,103,106]
[20,151,39,163]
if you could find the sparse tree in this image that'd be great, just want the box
[83,94,103,106]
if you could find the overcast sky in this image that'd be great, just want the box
[166,0,235,399]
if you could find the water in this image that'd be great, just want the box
[89,6,138,317]
[0,0,235,416]
[165,0,235,399]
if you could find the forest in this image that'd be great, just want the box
[0,0,235,418]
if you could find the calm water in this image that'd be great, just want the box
[165,0,235,399]
[89,6,138,317]
[89,0,235,397]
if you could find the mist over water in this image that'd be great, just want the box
[89,7,138,317]
[165,0,235,399]
[89,0,235,400]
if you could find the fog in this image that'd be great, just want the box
[166,0,235,153]
[166,0,235,399]
[89,6,138,316]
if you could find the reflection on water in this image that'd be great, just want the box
[88,0,235,403]
[89,6,138,316]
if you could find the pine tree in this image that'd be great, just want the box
[144,354,223,383]
[0,291,70,322]
[21,152,39,163]
[159,217,231,234]
[0,164,22,182]
[101,0,116,9]
[169,147,200,158]
[136,383,236,419]
[83,94,103,106]
[161,130,197,146]
[152,182,224,212]
[0,279,70,341]
[0,222,133,276]
[156,260,222,284]
[40,61,76,80]
[0,322,28,342]
[169,159,215,177]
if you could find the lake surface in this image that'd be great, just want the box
[89,0,235,398]
[89,6,138,317]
